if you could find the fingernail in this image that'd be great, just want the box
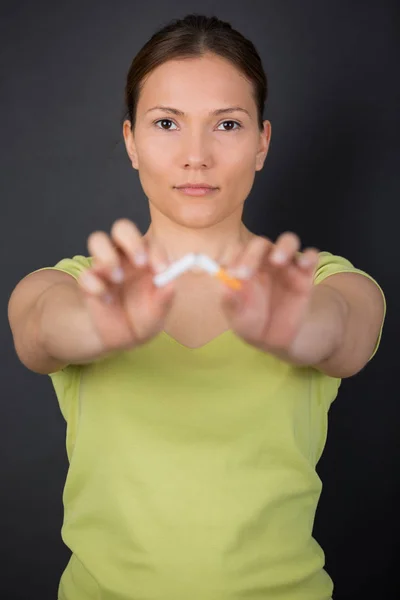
[271,250,287,264]
[111,266,124,283]
[134,251,148,266]
[298,255,311,267]
[80,272,105,294]
[227,265,253,280]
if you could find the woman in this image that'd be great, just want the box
[8,14,386,600]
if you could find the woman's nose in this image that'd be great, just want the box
[181,131,212,168]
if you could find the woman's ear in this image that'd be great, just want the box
[255,120,271,171]
[122,119,139,169]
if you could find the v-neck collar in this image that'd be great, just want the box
[160,329,236,351]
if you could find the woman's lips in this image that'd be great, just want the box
[175,187,218,196]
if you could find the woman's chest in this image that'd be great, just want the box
[162,275,231,349]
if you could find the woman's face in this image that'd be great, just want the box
[123,53,271,229]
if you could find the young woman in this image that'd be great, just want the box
[8,14,386,600]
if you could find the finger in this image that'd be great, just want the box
[226,236,273,279]
[147,238,171,275]
[269,232,301,266]
[110,218,149,269]
[278,247,320,294]
[88,231,127,285]
[219,241,245,270]
[78,268,113,302]
[295,247,320,271]
[153,279,177,314]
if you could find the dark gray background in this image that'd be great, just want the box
[1,1,398,598]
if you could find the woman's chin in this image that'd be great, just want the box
[176,215,221,229]
[173,205,222,227]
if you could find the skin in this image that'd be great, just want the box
[79,51,383,372]
[122,52,271,268]
[119,51,320,353]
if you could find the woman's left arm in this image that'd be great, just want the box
[305,272,385,378]
[220,233,385,378]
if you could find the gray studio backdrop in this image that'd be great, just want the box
[1,1,398,599]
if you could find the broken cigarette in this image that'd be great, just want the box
[152,253,242,290]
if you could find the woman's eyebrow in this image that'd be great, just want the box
[145,105,251,118]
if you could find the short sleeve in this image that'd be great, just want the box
[29,255,93,374]
[27,254,93,282]
[313,251,386,362]
[25,256,93,375]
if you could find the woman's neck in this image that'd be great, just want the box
[143,222,254,267]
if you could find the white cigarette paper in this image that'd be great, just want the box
[195,254,220,275]
[152,253,197,287]
[152,253,228,287]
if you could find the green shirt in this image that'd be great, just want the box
[30,251,386,600]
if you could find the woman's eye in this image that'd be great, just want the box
[154,119,242,131]
[154,119,177,130]
[217,120,241,131]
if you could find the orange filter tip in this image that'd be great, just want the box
[215,269,242,290]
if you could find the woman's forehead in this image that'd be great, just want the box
[137,57,255,114]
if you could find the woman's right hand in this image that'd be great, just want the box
[77,219,176,353]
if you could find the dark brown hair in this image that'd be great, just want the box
[121,13,268,132]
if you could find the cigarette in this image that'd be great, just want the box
[195,255,243,290]
[152,253,196,287]
[215,269,243,290]
[152,252,243,290]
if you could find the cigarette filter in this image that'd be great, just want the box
[195,255,242,290]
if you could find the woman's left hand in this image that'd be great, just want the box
[220,232,320,354]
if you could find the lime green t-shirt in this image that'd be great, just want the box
[30,251,386,600]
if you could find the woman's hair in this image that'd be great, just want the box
[122,13,268,133]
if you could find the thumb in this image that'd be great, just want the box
[221,288,244,315]
[157,280,176,310]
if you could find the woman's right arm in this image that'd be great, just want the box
[8,270,111,375]
[8,219,177,375]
